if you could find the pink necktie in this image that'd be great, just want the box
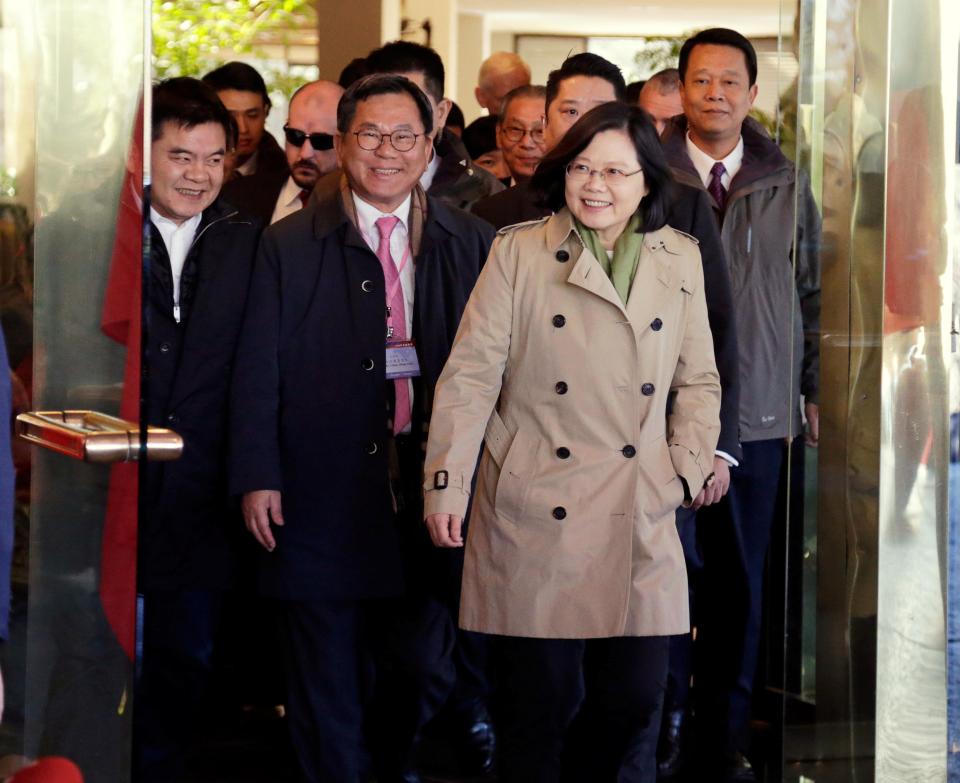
[375,215,411,435]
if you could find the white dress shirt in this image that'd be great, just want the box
[685,133,744,190]
[684,134,743,470]
[352,191,416,430]
[271,176,307,225]
[419,151,441,192]
[150,208,201,323]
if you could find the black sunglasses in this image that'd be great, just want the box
[283,125,335,151]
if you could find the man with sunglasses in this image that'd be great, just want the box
[223,80,343,226]
[495,84,547,186]
[230,73,495,783]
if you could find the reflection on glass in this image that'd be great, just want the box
[784,0,954,779]
[0,0,144,780]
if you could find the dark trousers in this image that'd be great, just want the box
[494,635,669,783]
[134,590,224,783]
[277,595,456,783]
[693,438,786,755]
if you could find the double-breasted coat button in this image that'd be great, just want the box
[556,446,571,459]
[166,412,179,424]
[361,280,375,292]
[365,442,379,455]
[552,506,567,520]
[641,383,655,396]
[159,342,171,353]
[552,314,566,328]
[555,249,569,262]
[361,358,375,371]
[555,381,568,395]
[651,318,663,331]
[622,445,637,458]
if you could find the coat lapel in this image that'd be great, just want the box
[625,228,676,330]
[546,210,629,318]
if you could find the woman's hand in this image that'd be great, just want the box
[425,514,464,548]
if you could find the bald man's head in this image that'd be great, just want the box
[638,68,682,134]
[285,80,344,189]
[475,52,531,114]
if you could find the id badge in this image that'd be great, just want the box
[385,340,421,380]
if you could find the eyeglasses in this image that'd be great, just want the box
[353,129,423,152]
[283,125,335,151]
[565,162,643,184]
[501,124,545,144]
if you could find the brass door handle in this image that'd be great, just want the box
[16,410,183,463]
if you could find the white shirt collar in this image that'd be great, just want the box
[419,152,441,191]
[278,176,306,209]
[685,132,744,189]
[351,191,412,243]
[236,148,259,177]
[149,207,201,243]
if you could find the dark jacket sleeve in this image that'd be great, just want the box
[794,175,822,404]
[229,228,284,495]
[683,188,742,462]
[0,333,13,640]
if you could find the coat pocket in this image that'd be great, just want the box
[485,411,537,523]
[646,438,685,515]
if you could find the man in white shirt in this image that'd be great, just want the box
[137,77,261,783]
[223,80,343,226]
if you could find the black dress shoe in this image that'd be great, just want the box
[722,752,757,783]
[656,709,687,779]
[455,706,496,775]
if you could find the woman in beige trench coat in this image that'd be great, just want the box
[423,103,721,782]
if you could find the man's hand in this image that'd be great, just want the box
[242,490,284,551]
[805,402,820,447]
[692,456,732,509]
[425,513,464,548]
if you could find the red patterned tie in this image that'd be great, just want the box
[375,215,411,434]
[708,161,727,210]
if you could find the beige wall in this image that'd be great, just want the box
[315,0,401,81]
[456,12,486,121]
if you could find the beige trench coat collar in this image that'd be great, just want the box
[544,207,689,323]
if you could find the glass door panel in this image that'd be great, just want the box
[0,0,148,780]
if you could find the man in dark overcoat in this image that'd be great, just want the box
[229,74,495,783]
[134,77,261,782]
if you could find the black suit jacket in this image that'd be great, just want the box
[229,178,495,600]
[471,180,742,461]
[141,198,261,591]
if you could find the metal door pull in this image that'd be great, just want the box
[15,410,183,463]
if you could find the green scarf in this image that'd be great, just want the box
[574,215,645,304]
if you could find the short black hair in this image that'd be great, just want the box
[201,61,272,110]
[338,57,370,89]
[530,101,674,232]
[462,115,499,158]
[152,77,237,150]
[365,41,445,104]
[337,73,434,136]
[498,84,546,122]
[678,28,758,86]
[446,101,465,133]
[545,53,626,113]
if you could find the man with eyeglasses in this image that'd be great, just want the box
[223,80,343,225]
[496,84,547,186]
[229,73,495,783]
